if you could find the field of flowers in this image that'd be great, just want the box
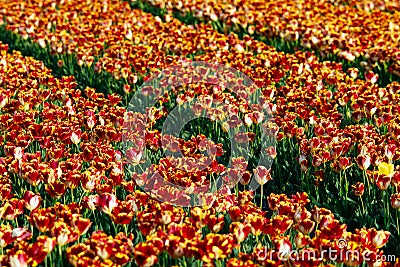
[138,0,400,85]
[0,0,399,266]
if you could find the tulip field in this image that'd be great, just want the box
[0,0,400,266]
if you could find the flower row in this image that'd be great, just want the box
[140,0,400,76]
[334,0,400,12]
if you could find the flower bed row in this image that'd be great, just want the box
[137,0,400,85]
[335,0,400,13]
[0,0,271,80]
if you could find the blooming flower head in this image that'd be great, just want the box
[378,162,395,177]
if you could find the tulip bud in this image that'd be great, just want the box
[253,166,272,185]
[351,182,365,197]
[391,193,400,209]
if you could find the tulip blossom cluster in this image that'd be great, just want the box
[141,0,400,75]
[0,0,271,87]
[67,231,134,267]
[0,42,125,265]
[126,190,394,266]
[335,0,400,12]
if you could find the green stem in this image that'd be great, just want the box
[58,245,64,267]
[360,196,365,217]
[363,170,371,199]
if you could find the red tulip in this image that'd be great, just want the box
[253,166,272,185]
[9,251,28,267]
[369,229,390,249]
[352,182,365,197]
[230,222,251,243]
[134,242,159,267]
[296,219,315,235]
[98,193,118,215]
[390,193,400,209]
[23,191,41,211]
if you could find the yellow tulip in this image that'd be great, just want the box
[378,162,395,177]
